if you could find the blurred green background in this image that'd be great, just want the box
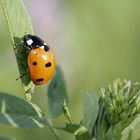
[0,0,140,139]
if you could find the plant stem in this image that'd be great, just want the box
[63,100,73,124]
[47,120,61,140]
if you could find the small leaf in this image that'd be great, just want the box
[64,123,81,134]
[1,0,35,94]
[81,91,99,135]
[0,92,48,128]
[63,123,91,140]
[47,66,69,118]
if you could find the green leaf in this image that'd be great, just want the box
[63,123,81,134]
[63,123,91,140]
[0,92,48,128]
[81,91,99,135]
[92,99,110,139]
[1,0,35,95]
[47,66,69,118]
[121,114,140,140]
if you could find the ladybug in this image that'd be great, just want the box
[22,34,56,85]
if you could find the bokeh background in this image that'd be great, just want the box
[0,0,140,139]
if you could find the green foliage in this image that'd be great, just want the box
[65,124,90,140]
[81,91,99,135]
[92,79,140,140]
[121,114,140,140]
[47,66,69,118]
[1,0,140,140]
[0,70,139,140]
[60,123,90,140]
[1,0,34,96]
[92,100,109,140]
[101,79,140,127]
[0,92,47,128]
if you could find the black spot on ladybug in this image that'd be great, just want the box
[36,78,44,82]
[32,61,37,66]
[44,45,49,52]
[45,62,51,67]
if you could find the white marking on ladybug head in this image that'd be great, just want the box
[26,39,33,45]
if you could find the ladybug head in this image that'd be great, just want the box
[23,34,45,50]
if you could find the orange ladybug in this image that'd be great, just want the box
[22,34,56,85]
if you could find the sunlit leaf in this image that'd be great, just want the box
[47,66,69,118]
[121,114,140,140]
[1,0,34,94]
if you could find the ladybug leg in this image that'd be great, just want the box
[16,70,29,80]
